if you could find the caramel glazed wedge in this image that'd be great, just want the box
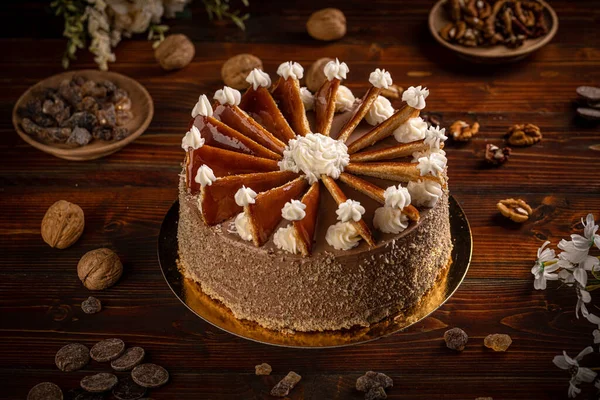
[177,59,453,332]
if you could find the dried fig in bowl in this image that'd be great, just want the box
[41,200,84,249]
[78,248,123,290]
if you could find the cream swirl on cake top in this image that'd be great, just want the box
[424,126,447,149]
[299,87,314,111]
[384,184,411,209]
[393,116,428,143]
[191,94,213,118]
[417,153,447,177]
[365,95,394,126]
[408,180,443,208]
[369,68,393,89]
[335,85,356,112]
[235,186,257,206]
[278,133,350,184]
[402,86,429,110]
[273,225,301,254]
[214,86,241,106]
[336,199,365,223]
[195,165,216,187]
[181,125,204,150]
[326,222,361,250]
[277,61,304,80]
[324,58,349,81]
[281,199,306,221]
[245,69,271,90]
[234,212,253,241]
[374,207,409,234]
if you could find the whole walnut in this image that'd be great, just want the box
[155,34,195,71]
[306,8,347,41]
[221,54,263,90]
[41,200,85,249]
[306,57,334,92]
[78,248,123,290]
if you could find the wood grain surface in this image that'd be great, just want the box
[1,1,600,399]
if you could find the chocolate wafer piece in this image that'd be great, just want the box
[239,86,296,142]
[345,162,443,185]
[315,78,340,136]
[347,105,418,154]
[349,140,430,162]
[271,76,311,136]
[292,182,320,256]
[339,173,419,221]
[337,86,382,143]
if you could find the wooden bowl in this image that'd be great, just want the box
[429,0,558,63]
[12,70,153,161]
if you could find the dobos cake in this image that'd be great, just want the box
[177,59,452,332]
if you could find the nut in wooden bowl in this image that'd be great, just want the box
[78,248,123,290]
[41,200,84,249]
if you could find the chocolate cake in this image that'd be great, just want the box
[177,60,452,332]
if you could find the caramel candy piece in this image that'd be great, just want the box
[245,177,309,246]
[336,86,381,143]
[271,76,311,136]
[345,162,443,186]
[314,78,340,136]
[201,171,299,225]
[292,182,320,256]
[338,173,419,222]
[347,105,418,154]
[349,140,430,163]
[321,175,375,247]
[185,145,279,194]
[190,115,280,160]
[213,103,286,155]
[239,86,296,143]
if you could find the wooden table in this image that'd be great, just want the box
[1,1,599,399]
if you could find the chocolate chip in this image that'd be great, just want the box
[366,386,387,400]
[131,363,170,388]
[270,371,301,397]
[112,377,147,400]
[577,107,600,121]
[90,338,125,362]
[576,86,600,102]
[111,347,145,372]
[55,343,90,372]
[27,382,63,400]
[356,371,393,392]
[80,373,118,393]
[444,327,469,351]
[81,296,102,314]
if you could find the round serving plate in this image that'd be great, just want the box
[158,195,472,348]
[12,70,153,161]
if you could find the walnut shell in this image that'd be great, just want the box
[41,200,84,249]
[154,34,195,71]
[305,57,334,92]
[221,54,263,90]
[78,248,123,291]
[306,8,346,41]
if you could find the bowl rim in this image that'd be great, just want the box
[428,0,559,59]
[12,69,154,159]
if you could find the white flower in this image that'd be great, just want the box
[558,239,590,265]
[336,199,365,223]
[530,241,559,290]
[553,347,596,398]
[558,269,576,284]
[402,85,429,110]
[573,214,600,250]
[575,286,591,319]
[594,329,600,344]
[423,126,447,149]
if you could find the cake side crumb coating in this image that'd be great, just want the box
[177,175,452,332]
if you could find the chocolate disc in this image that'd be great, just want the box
[81,297,102,314]
[112,377,147,400]
[110,347,145,372]
[80,372,118,393]
[131,364,169,388]
[55,343,90,372]
[90,338,125,362]
[27,382,63,400]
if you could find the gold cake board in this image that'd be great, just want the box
[157,195,472,348]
